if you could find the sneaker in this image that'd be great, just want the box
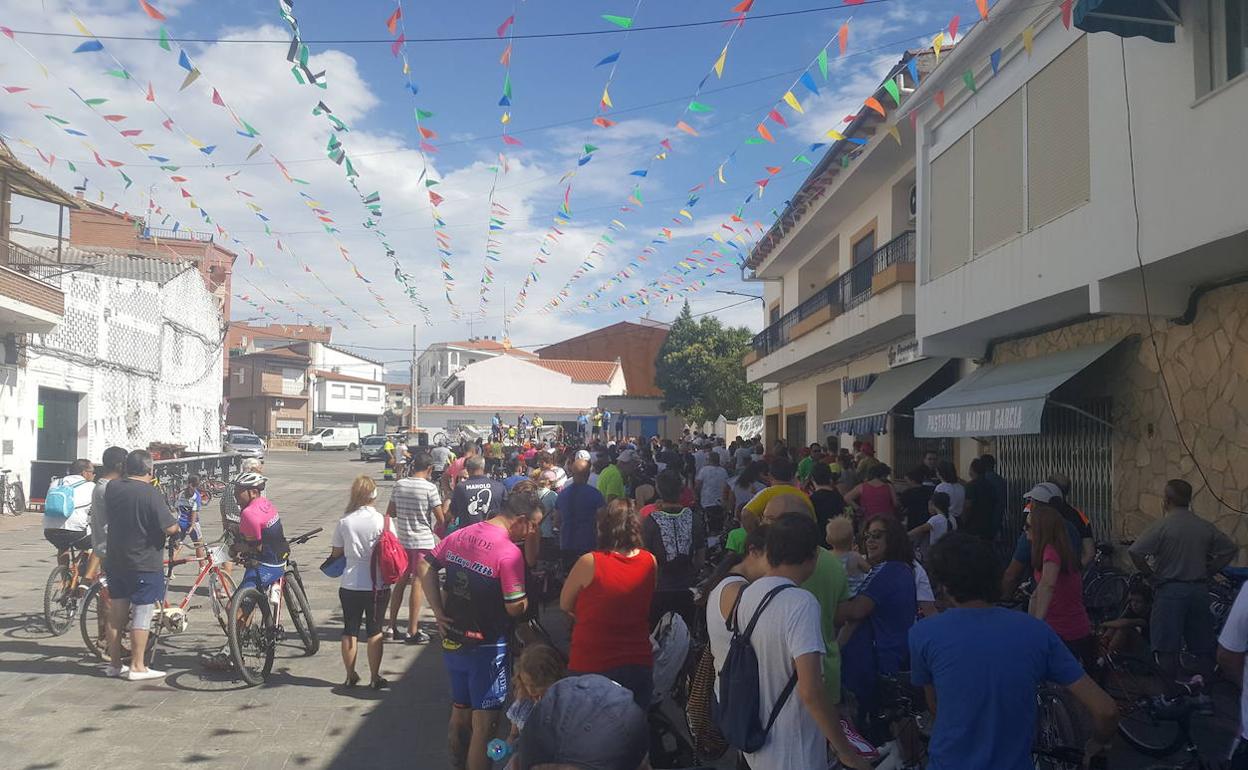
[103,664,130,678]
[404,631,431,645]
[390,628,404,642]
[126,668,167,682]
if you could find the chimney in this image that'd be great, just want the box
[73,185,86,199]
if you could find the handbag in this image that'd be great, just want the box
[319,553,346,578]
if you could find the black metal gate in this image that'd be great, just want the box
[996,398,1113,545]
[891,415,953,477]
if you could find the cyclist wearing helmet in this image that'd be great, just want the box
[233,472,289,590]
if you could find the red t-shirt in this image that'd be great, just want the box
[569,550,656,672]
[1034,544,1091,641]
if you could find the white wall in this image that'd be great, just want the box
[915,0,1248,356]
[314,378,385,416]
[455,355,624,409]
[0,267,222,494]
[314,344,383,382]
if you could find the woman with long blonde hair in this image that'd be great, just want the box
[326,474,392,689]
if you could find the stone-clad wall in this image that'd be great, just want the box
[991,283,1248,551]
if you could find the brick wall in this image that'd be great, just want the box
[0,266,63,316]
[537,323,668,397]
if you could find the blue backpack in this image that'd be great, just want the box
[712,583,798,753]
[45,479,86,519]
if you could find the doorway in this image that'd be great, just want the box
[34,387,81,500]
[785,411,807,449]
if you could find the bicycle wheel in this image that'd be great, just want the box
[283,577,318,655]
[1102,654,1185,757]
[1084,573,1129,626]
[1034,686,1083,769]
[43,563,77,635]
[208,568,237,635]
[228,586,274,686]
[80,581,108,660]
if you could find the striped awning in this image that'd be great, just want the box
[823,358,950,437]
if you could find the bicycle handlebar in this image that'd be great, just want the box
[288,528,322,546]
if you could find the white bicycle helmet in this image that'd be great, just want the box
[233,471,267,490]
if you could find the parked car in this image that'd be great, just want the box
[225,432,266,460]
[359,435,389,462]
[297,426,360,451]
[225,426,266,450]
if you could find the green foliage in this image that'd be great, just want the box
[655,302,762,424]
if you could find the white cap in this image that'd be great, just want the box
[574,449,591,462]
[1024,482,1063,503]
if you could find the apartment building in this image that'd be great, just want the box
[906,0,1248,543]
[743,50,953,472]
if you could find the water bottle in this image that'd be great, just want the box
[486,739,513,761]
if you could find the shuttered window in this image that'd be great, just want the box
[973,90,1025,254]
[928,132,971,281]
[1027,37,1090,228]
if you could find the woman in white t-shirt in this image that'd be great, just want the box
[933,460,966,519]
[329,475,392,689]
[910,491,958,567]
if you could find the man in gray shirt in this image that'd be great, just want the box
[1129,478,1237,687]
[89,446,128,563]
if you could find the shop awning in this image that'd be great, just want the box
[1075,0,1180,43]
[914,339,1123,438]
[823,357,950,436]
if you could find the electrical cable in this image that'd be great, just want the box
[1119,38,1246,515]
[3,2,890,45]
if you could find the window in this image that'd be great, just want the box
[769,302,782,324]
[349,385,364,401]
[275,419,304,436]
[1200,0,1248,93]
[974,90,1025,254]
[928,132,972,280]
[234,368,245,385]
[850,229,876,298]
[1027,38,1090,228]
[330,383,346,399]
[366,387,381,401]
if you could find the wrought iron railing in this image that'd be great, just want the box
[141,226,214,243]
[750,230,915,358]
[0,238,84,287]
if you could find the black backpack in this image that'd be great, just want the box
[712,583,798,753]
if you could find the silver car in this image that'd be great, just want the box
[226,433,266,460]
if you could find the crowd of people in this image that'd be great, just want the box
[37,426,1248,769]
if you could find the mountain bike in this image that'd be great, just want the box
[0,467,25,516]
[80,537,235,661]
[44,535,95,635]
[1099,645,1214,763]
[77,574,159,667]
[1083,542,1131,627]
[227,528,321,685]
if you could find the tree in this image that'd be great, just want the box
[655,301,762,424]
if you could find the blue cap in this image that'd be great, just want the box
[518,675,647,770]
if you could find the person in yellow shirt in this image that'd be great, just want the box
[742,456,814,519]
[382,437,396,481]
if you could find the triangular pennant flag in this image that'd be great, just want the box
[799,72,820,96]
[211,88,225,106]
[817,48,829,80]
[178,49,193,71]
[933,32,945,61]
[593,116,615,128]
[386,7,402,34]
[864,96,886,117]
[597,51,620,67]
[416,108,434,119]
[883,79,901,106]
[500,43,512,66]
[145,82,155,101]
[757,123,774,142]
[907,58,920,85]
[886,124,901,144]
[768,109,787,127]
[976,0,990,20]
[497,15,514,37]
[1060,0,1074,29]
[180,69,200,90]
[601,14,632,28]
[139,0,166,21]
[782,91,803,113]
[675,121,698,136]
[1023,27,1035,55]
[713,46,728,78]
[838,21,849,56]
[73,40,103,53]
[391,33,405,57]
[963,70,977,93]
[990,48,1002,74]
[601,86,613,109]
[688,100,712,112]
[949,14,961,41]
[732,0,754,11]
[158,27,170,51]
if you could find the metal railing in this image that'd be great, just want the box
[1,238,90,287]
[141,226,214,243]
[750,230,915,358]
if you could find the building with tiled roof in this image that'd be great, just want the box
[440,354,625,412]
[414,336,537,406]
[530,359,621,384]
[536,319,670,397]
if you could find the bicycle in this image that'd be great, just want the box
[1099,644,1215,764]
[0,467,26,516]
[227,528,321,686]
[44,536,94,635]
[80,536,235,662]
[1083,542,1131,627]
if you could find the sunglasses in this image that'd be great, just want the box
[864,530,887,541]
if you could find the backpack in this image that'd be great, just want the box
[45,479,86,519]
[371,512,409,588]
[712,583,798,754]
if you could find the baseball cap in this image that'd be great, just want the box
[1024,482,1063,503]
[574,449,592,462]
[518,674,648,770]
[617,449,638,464]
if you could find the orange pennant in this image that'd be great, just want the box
[138,0,166,21]
[593,116,616,128]
[838,22,849,56]
[675,121,698,136]
[757,123,774,142]
[975,0,989,20]
[935,90,945,110]
[864,96,886,117]
[500,44,512,66]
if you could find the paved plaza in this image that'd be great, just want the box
[0,451,460,770]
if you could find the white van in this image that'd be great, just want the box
[296,426,360,451]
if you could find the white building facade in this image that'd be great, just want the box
[1,252,222,498]
[907,0,1248,544]
[414,337,535,405]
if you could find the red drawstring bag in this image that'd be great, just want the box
[371,511,409,589]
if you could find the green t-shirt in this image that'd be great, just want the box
[800,547,848,704]
[797,456,815,481]
[596,464,626,502]
[725,527,746,554]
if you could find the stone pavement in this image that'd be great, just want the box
[0,451,462,770]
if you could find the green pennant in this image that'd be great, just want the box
[159,165,179,171]
[105,69,130,79]
[416,108,434,119]
[602,234,615,245]
[602,14,633,28]
[687,101,713,112]
[583,143,598,154]
[83,97,108,106]
[817,48,829,80]
[502,73,512,100]
[240,119,259,137]
[425,179,439,187]
[745,137,765,145]
[883,79,901,106]
[793,154,811,165]
[158,27,171,51]
[67,160,77,172]
[963,70,977,93]
[44,115,69,125]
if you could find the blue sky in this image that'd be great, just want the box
[1,0,969,366]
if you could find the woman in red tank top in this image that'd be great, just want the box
[560,499,657,708]
[845,462,901,521]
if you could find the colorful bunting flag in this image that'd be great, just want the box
[597,51,620,67]
[976,0,990,20]
[883,78,901,106]
[782,91,803,113]
[838,21,849,56]
[602,14,632,28]
[864,96,886,117]
[1023,27,1035,55]
[949,15,960,41]
[139,0,166,21]
[962,70,977,93]
[73,40,103,53]
[817,48,829,80]
[385,7,401,34]
[990,48,1002,75]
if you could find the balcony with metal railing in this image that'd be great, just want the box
[0,238,72,333]
[745,230,917,384]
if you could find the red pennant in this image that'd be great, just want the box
[768,109,787,127]
[145,82,154,101]
[948,14,960,41]
[1060,0,1074,28]
[428,191,444,206]
[162,118,174,130]
[102,114,126,122]
[181,189,192,198]
[92,151,106,167]
[211,88,225,106]
[139,0,166,21]
[391,34,405,57]
[107,159,124,167]
[497,15,515,37]
[593,116,616,128]
[385,7,401,34]
[2,86,28,93]
[935,90,946,110]
[120,129,143,137]
[732,0,755,11]
[502,135,522,146]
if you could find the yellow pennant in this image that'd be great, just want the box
[72,16,92,36]
[717,164,727,184]
[1022,27,1034,56]
[601,86,613,109]
[933,32,945,61]
[825,129,846,140]
[886,124,901,144]
[501,111,511,124]
[713,45,728,78]
[782,91,803,113]
[679,210,693,220]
